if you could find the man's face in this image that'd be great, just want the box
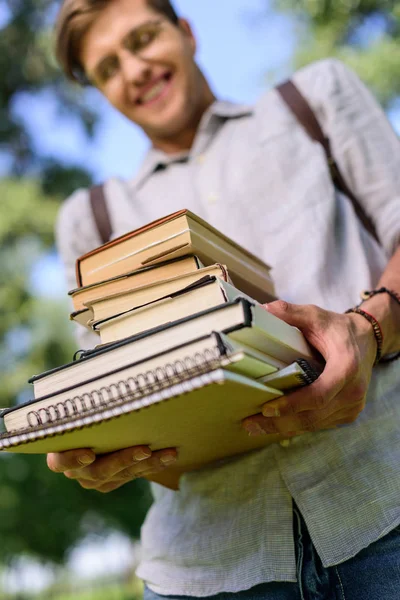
[80,0,209,144]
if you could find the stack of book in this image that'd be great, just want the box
[0,210,321,487]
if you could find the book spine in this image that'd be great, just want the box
[216,263,228,282]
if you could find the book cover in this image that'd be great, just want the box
[75,209,275,304]
[0,369,284,490]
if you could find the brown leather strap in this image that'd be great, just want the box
[89,184,112,244]
[276,80,379,243]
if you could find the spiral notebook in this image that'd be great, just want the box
[0,350,283,486]
[0,329,319,488]
[2,332,281,433]
[0,368,285,490]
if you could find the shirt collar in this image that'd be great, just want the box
[209,99,253,120]
[133,99,253,189]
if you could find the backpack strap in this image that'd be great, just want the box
[276,80,379,244]
[89,184,112,244]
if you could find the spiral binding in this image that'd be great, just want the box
[0,368,226,450]
[296,359,321,386]
[25,346,223,429]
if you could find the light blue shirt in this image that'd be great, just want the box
[57,59,400,596]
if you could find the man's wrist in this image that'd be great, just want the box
[360,292,400,357]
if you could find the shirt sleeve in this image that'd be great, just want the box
[294,58,400,257]
[55,188,103,350]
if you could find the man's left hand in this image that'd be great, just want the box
[242,300,377,438]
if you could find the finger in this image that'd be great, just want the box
[262,357,348,417]
[316,403,365,430]
[68,451,177,489]
[90,474,161,494]
[265,301,343,362]
[245,395,345,435]
[65,448,177,482]
[71,477,135,492]
[91,450,176,482]
[47,449,96,473]
[69,475,135,491]
[96,480,132,494]
[293,397,364,431]
[265,301,325,336]
[243,413,301,436]
[63,445,152,481]
[245,388,366,436]
[111,456,173,482]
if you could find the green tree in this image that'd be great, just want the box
[0,179,66,409]
[1,0,95,189]
[0,1,152,566]
[271,0,400,107]
[0,180,152,564]
[0,453,152,563]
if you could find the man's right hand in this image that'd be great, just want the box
[47,446,178,493]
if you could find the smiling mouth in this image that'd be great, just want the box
[136,72,173,106]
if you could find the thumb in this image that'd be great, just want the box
[265,301,329,356]
[264,300,324,333]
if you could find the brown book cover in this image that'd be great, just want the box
[75,209,274,304]
[70,256,203,312]
[79,264,229,326]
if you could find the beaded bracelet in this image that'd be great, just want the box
[345,307,383,365]
[360,287,400,363]
[361,286,400,306]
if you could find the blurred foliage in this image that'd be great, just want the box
[1,573,144,600]
[1,0,95,182]
[0,186,152,565]
[0,453,151,563]
[0,179,74,409]
[0,0,152,570]
[50,582,143,600]
[271,0,400,107]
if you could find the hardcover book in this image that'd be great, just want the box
[75,209,275,304]
[71,263,230,329]
[69,255,205,312]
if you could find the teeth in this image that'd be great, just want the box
[141,80,166,103]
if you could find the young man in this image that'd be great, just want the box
[49,0,400,597]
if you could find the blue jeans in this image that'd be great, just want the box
[143,506,400,600]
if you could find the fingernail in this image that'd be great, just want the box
[78,454,95,466]
[160,454,177,465]
[245,422,264,436]
[263,405,281,417]
[135,449,152,461]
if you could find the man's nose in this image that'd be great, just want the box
[119,49,152,86]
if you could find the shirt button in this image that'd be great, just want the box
[197,154,206,164]
[207,193,218,205]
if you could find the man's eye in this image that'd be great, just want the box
[125,27,159,53]
[138,30,155,47]
[98,58,118,82]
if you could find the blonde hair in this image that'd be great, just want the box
[55,0,179,83]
